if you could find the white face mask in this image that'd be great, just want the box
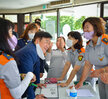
[66,39,73,48]
[36,44,45,60]
[28,33,35,40]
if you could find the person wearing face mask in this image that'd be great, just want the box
[0,17,40,99]
[17,23,46,98]
[46,37,67,79]
[15,31,52,99]
[57,31,93,87]
[75,17,108,99]
[17,23,38,49]
[8,33,18,51]
[34,19,50,74]
[7,23,18,51]
[17,23,44,73]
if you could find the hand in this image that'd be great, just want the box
[74,81,83,89]
[20,73,26,79]
[90,69,101,78]
[31,74,36,82]
[49,41,53,49]
[57,82,68,87]
[100,73,108,84]
[56,77,63,81]
[37,83,47,88]
[59,38,65,52]
[69,85,73,89]
[59,38,64,48]
[35,94,47,99]
[47,42,53,53]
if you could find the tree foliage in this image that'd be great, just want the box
[74,16,86,30]
[26,15,86,33]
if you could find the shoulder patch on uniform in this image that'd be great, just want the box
[2,53,13,60]
[101,34,108,45]
[78,55,83,61]
[77,47,85,54]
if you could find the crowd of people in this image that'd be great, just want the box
[0,17,108,99]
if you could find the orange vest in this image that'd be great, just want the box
[0,52,14,99]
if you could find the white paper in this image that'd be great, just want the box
[77,89,94,97]
[46,84,57,88]
[66,89,94,97]
[41,84,58,98]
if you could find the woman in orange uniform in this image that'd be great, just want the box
[0,18,44,99]
[75,17,108,99]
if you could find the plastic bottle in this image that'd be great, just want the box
[69,86,77,99]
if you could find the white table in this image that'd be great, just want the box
[58,85,98,99]
[35,81,99,99]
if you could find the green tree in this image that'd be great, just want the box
[74,16,86,30]
[60,16,74,34]
[30,15,86,35]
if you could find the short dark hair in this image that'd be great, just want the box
[35,18,41,23]
[33,31,52,42]
[67,31,83,49]
[35,21,41,27]
[82,17,105,37]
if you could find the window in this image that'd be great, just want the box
[5,15,17,22]
[25,14,30,23]
[59,4,100,47]
[31,13,41,22]
[59,4,100,36]
[104,4,108,17]
[32,11,57,43]
[41,12,57,42]
[0,15,3,18]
